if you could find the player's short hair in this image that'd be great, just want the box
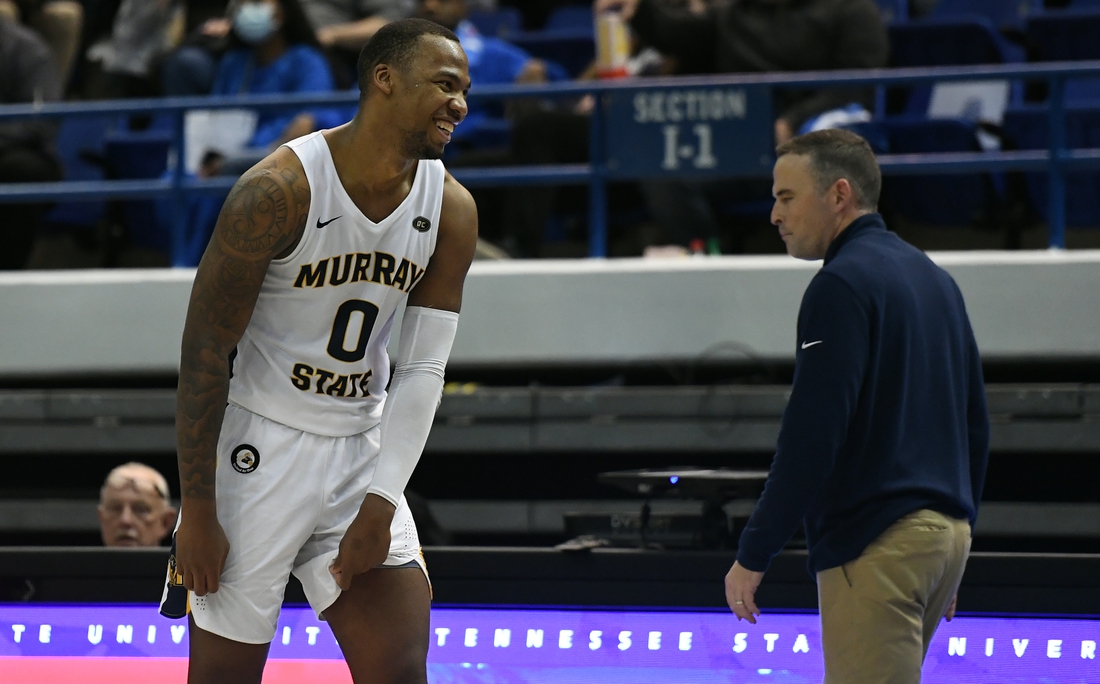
[357,18,461,95]
[776,129,881,211]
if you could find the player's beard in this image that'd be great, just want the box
[401,127,444,160]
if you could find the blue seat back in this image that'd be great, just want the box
[889,17,1014,66]
[880,119,992,225]
[1002,106,1100,227]
[104,130,173,252]
[46,115,114,227]
[1027,10,1100,106]
[888,17,1018,117]
[931,0,1031,29]
[545,5,594,34]
[468,7,522,38]
[1027,9,1100,60]
[510,33,595,79]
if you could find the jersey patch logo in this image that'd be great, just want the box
[412,216,431,233]
[231,444,260,474]
[317,215,342,229]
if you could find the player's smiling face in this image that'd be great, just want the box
[394,34,470,159]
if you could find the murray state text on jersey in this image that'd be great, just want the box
[293,251,427,292]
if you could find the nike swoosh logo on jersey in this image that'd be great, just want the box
[801,340,824,349]
[316,216,342,229]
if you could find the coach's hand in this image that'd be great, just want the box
[725,561,764,625]
[176,501,230,596]
[330,494,396,591]
[945,594,958,622]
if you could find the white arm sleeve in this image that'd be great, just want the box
[366,306,459,508]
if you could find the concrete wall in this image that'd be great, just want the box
[2,250,1099,377]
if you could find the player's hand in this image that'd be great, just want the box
[330,494,396,591]
[945,594,958,621]
[725,561,764,624]
[175,502,230,596]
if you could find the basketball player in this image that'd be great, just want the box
[161,19,476,684]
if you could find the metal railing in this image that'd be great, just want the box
[2,61,1100,263]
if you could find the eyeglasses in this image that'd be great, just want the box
[100,500,164,521]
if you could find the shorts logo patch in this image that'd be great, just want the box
[412,216,431,233]
[231,444,260,474]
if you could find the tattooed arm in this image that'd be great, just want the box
[175,148,310,596]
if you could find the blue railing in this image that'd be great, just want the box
[2,61,1100,263]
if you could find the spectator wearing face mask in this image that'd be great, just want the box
[98,462,178,548]
[211,0,336,156]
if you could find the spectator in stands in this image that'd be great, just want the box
[84,0,184,98]
[0,0,81,89]
[0,16,63,270]
[98,462,177,548]
[155,0,337,257]
[594,0,889,251]
[197,0,337,172]
[299,0,411,80]
[500,18,674,257]
[160,3,232,98]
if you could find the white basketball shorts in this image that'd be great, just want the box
[164,403,427,644]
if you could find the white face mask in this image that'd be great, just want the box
[234,2,280,45]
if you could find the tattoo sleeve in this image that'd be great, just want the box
[176,159,308,502]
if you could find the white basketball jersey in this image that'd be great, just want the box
[226,131,445,437]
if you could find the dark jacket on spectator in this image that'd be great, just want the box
[630,0,889,131]
[0,18,61,153]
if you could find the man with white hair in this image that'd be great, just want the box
[98,462,177,547]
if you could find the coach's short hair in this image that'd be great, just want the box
[357,18,461,95]
[776,129,881,211]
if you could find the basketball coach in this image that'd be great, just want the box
[724,129,990,683]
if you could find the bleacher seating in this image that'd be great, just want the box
[931,0,1031,30]
[543,5,593,34]
[1026,8,1100,105]
[1002,105,1100,226]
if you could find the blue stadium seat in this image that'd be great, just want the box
[889,16,1022,67]
[850,119,1000,225]
[1002,105,1100,227]
[888,16,1022,116]
[510,32,595,78]
[544,5,594,34]
[931,0,1031,30]
[1026,9,1100,105]
[468,7,522,38]
[103,130,173,253]
[46,116,113,228]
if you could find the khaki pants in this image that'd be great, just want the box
[816,509,971,684]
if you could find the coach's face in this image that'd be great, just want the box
[771,153,836,261]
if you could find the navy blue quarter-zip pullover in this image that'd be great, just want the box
[736,213,990,574]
